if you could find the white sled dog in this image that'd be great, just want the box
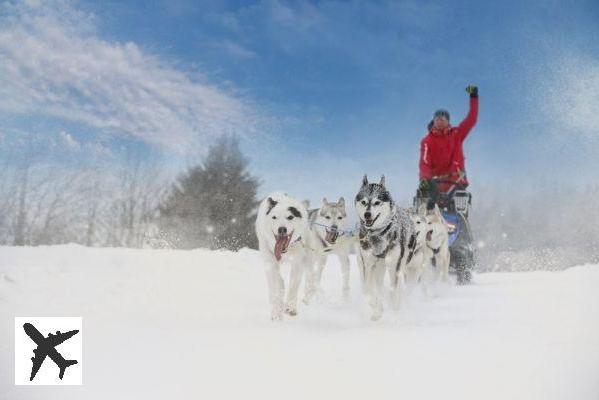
[355,175,416,320]
[256,193,313,321]
[303,197,353,303]
[419,203,450,283]
[403,211,428,286]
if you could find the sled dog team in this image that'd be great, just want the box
[255,174,451,321]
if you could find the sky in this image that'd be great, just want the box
[1,0,598,207]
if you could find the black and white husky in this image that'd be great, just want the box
[303,197,352,303]
[355,175,416,320]
[255,192,313,321]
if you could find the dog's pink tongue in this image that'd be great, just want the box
[426,231,433,242]
[274,235,290,261]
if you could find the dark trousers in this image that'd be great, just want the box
[422,180,468,210]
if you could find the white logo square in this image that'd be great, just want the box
[15,317,83,385]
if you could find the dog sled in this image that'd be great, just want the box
[414,178,475,284]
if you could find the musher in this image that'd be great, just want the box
[418,85,479,209]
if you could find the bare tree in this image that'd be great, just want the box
[104,160,167,248]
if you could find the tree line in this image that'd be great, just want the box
[1,134,597,271]
[0,136,259,250]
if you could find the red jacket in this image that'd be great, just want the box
[419,96,478,192]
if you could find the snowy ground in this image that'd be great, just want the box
[1,245,598,400]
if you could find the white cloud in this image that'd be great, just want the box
[59,130,80,150]
[0,0,263,153]
[220,39,257,59]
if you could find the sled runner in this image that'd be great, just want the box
[414,179,475,284]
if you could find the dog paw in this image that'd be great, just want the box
[271,313,283,321]
[284,305,298,316]
[271,304,284,321]
[370,313,382,321]
[302,291,314,305]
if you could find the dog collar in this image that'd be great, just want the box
[426,244,441,254]
[378,221,393,236]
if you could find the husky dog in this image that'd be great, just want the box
[404,212,428,286]
[419,203,450,283]
[255,193,313,321]
[303,197,352,303]
[355,175,415,320]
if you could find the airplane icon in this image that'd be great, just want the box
[23,322,79,381]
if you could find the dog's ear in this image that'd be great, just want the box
[266,197,278,215]
[418,203,427,215]
[322,197,328,205]
[379,175,385,187]
[338,197,345,208]
[362,174,369,187]
[302,200,310,210]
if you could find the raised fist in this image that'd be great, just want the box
[465,85,478,97]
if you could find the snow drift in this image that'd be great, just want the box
[1,245,598,399]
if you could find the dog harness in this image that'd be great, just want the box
[405,233,422,265]
[426,245,441,268]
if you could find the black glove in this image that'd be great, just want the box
[465,85,478,98]
[419,179,430,191]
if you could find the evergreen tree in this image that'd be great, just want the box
[159,136,259,250]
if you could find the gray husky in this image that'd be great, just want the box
[355,175,416,320]
[303,197,352,303]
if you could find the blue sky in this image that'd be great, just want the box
[1,0,598,206]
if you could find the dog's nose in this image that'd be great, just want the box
[364,212,372,219]
[278,226,287,236]
[331,225,338,231]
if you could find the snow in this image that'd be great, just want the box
[1,245,598,399]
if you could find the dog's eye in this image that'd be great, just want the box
[272,216,277,220]
[373,201,381,206]
[428,222,432,225]
[416,221,421,224]
[287,216,294,220]
[337,216,342,220]
[325,216,331,219]
[361,200,367,206]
